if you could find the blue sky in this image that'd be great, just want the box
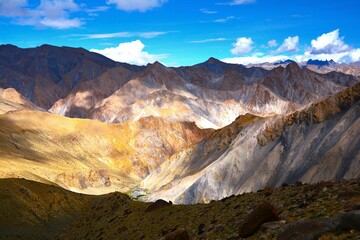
[0,0,359,66]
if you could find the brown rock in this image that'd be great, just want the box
[337,191,360,200]
[277,218,336,240]
[213,224,225,233]
[238,201,278,238]
[338,210,360,231]
[161,228,190,240]
[146,199,171,212]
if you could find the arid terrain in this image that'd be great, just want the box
[0,44,359,239]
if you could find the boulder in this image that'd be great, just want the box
[146,199,171,212]
[238,201,278,237]
[277,218,336,240]
[160,228,190,240]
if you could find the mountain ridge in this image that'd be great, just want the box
[1,44,359,129]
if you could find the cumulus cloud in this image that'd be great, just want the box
[297,29,360,63]
[90,40,168,66]
[0,0,83,29]
[231,37,253,55]
[310,29,350,54]
[267,39,277,47]
[350,49,360,62]
[224,29,360,64]
[274,36,299,53]
[106,0,167,12]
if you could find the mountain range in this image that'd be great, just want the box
[0,44,359,205]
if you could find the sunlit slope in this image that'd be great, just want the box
[0,110,210,194]
[0,88,43,114]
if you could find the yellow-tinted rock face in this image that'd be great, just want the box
[0,110,211,194]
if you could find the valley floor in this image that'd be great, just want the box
[0,178,359,240]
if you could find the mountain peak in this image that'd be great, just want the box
[146,61,166,69]
[206,57,222,64]
[285,61,301,71]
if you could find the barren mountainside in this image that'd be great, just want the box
[1,44,358,129]
[0,110,211,194]
[142,82,360,203]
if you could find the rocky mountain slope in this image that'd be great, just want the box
[142,82,360,204]
[1,178,359,240]
[0,110,210,194]
[249,59,360,76]
[305,59,360,76]
[1,44,358,129]
[0,44,359,206]
[0,44,124,109]
[52,59,359,129]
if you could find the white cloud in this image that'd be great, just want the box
[200,8,217,14]
[219,0,256,5]
[223,52,289,65]
[231,37,253,55]
[267,39,277,47]
[350,49,360,62]
[0,0,28,17]
[214,16,235,23]
[224,29,360,64]
[90,40,168,66]
[77,31,167,39]
[297,29,360,63]
[86,6,109,16]
[39,17,82,29]
[86,6,109,13]
[274,36,299,53]
[190,38,227,43]
[106,0,167,12]
[0,0,83,29]
[310,29,350,54]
